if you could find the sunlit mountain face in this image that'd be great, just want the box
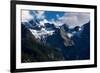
[21,10,90,62]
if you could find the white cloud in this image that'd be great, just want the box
[34,11,45,20]
[21,10,90,29]
[21,10,45,23]
[43,19,49,23]
[58,12,90,28]
[21,10,34,22]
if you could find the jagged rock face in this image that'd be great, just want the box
[60,26,74,47]
[28,21,74,48]
[62,22,90,60]
[21,24,64,63]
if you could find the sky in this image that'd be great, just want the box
[44,11,64,21]
[21,10,90,28]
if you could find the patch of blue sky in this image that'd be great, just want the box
[29,10,65,21]
[44,11,65,21]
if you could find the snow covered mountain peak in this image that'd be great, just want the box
[29,21,55,40]
[29,29,55,41]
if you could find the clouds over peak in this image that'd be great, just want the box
[21,10,90,28]
[58,12,90,28]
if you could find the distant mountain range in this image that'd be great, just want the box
[21,18,90,62]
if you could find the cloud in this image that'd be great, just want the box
[58,12,90,28]
[34,11,45,20]
[39,19,47,26]
[22,10,45,22]
[21,10,34,22]
[21,10,90,29]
